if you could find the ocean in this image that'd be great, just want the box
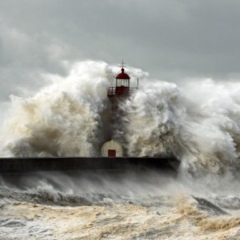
[1,61,240,239]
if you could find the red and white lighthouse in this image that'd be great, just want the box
[101,62,139,157]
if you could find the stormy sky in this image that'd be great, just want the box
[1,0,240,100]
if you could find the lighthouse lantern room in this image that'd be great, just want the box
[107,62,137,98]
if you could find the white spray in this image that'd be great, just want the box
[124,79,240,178]
[0,61,113,157]
[1,61,240,178]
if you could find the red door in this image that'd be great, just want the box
[108,149,116,157]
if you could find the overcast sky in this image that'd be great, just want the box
[1,0,240,100]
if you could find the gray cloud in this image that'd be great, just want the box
[1,0,240,100]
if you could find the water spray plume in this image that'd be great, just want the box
[1,61,240,179]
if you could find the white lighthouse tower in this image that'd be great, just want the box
[101,62,138,157]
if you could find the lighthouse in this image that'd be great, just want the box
[101,63,139,157]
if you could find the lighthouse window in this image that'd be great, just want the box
[117,79,129,87]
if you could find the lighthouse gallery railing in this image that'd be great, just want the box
[107,87,138,97]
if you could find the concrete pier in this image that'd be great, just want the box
[0,157,179,174]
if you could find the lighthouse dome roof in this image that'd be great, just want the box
[116,68,130,79]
